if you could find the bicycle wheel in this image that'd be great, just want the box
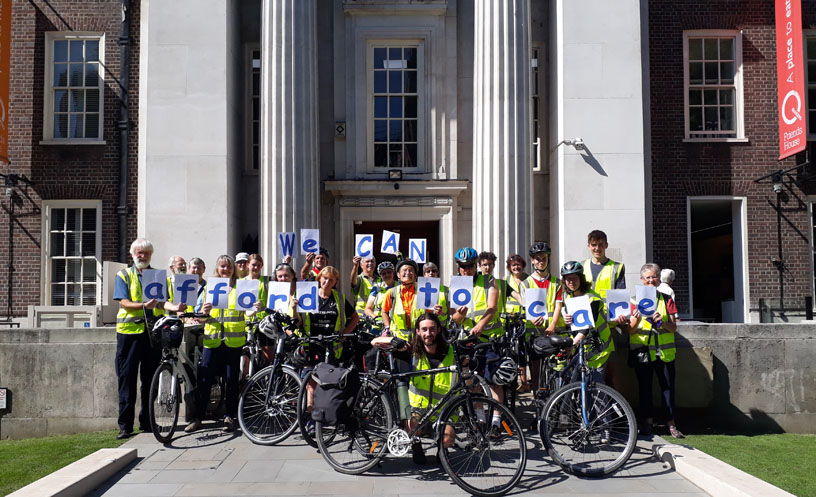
[438,396,527,497]
[149,362,179,444]
[238,365,301,445]
[539,382,637,476]
[207,376,226,418]
[296,371,318,447]
[315,379,393,475]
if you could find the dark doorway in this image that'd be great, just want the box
[353,221,440,267]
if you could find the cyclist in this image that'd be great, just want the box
[559,261,614,384]
[185,254,248,433]
[235,252,250,279]
[505,254,529,391]
[165,255,187,316]
[624,263,682,438]
[113,238,186,439]
[350,255,379,313]
[242,253,271,371]
[363,261,396,332]
[422,262,448,322]
[300,247,330,281]
[406,311,456,464]
[582,230,625,300]
[520,242,565,393]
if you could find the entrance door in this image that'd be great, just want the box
[354,221,440,267]
[688,197,747,323]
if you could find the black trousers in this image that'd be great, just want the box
[195,345,242,419]
[116,332,160,431]
[634,359,676,422]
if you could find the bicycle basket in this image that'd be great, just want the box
[153,315,184,349]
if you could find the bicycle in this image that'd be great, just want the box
[148,312,225,443]
[538,327,637,476]
[315,335,527,497]
[237,310,303,445]
[239,319,267,389]
[530,333,573,423]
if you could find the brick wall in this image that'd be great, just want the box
[0,0,140,317]
[649,0,816,317]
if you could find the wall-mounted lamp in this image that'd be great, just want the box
[388,169,402,180]
[771,172,783,194]
[552,137,585,152]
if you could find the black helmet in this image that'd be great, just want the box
[396,258,418,274]
[528,242,552,256]
[152,315,184,349]
[454,247,479,264]
[560,260,584,277]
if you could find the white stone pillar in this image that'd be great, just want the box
[472,0,533,267]
[259,0,320,264]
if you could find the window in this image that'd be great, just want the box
[43,33,105,143]
[246,45,261,173]
[806,34,816,138]
[532,47,541,171]
[683,31,744,141]
[44,202,101,306]
[369,43,422,171]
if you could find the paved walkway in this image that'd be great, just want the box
[90,414,709,497]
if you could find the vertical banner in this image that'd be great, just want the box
[0,0,11,163]
[355,234,374,258]
[449,276,474,309]
[381,230,400,255]
[172,274,199,307]
[416,277,440,309]
[296,281,319,312]
[142,269,168,302]
[564,295,593,332]
[605,289,631,320]
[235,279,259,311]
[524,288,549,323]
[267,281,292,312]
[301,229,320,255]
[409,239,427,263]
[635,286,658,317]
[775,0,807,159]
[206,277,232,309]
[278,232,296,259]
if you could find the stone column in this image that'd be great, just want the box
[259,0,320,263]
[472,0,532,267]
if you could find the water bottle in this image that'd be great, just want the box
[396,381,411,421]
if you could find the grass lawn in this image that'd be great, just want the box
[680,433,815,497]
[0,430,128,496]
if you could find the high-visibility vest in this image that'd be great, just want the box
[303,290,346,359]
[629,293,675,362]
[115,266,164,334]
[409,345,456,410]
[368,282,394,329]
[388,284,449,341]
[582,258,624,300]
[461,275,502,338]
[521,274,565,334]
[505,276,525,314]
[203,286,246,348]
[353,274,379,312]
[563,290,615,368]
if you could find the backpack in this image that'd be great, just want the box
[311,363,361,426]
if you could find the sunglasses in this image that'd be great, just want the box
[274,263,293,271]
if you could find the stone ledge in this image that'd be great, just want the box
[655,442,795,497]
[7,448,136,497]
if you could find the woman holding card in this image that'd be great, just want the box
[186,254,246,434]
[625,263,682,439]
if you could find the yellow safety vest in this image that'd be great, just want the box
[353,274,380,313]
[505,276,524,314]
[629,293,675,362]
[409,345,456,410]
[203,286,246,348]
[115,266,165,334]
[368,282,394,330]
[462,275,502,338]
[521,275,565,334]
[390,284,449,341]
[563,290,615,368]
[582,258,624,300]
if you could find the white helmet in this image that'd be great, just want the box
[493,357,518,385]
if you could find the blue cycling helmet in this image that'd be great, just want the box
[455,247,479,264]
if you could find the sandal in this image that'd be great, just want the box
[669,425,685,439]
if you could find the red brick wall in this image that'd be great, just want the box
[649,0,816,318]
[0,0,140,317]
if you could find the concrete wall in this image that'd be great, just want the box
[1,323,813,439]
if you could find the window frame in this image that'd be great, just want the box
[41,200,103,306]
[41,32,106,145]
[682,30,747,143]
[244,43,261,175]
[365,40,425,174]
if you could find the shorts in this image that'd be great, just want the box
[475,348,502,385]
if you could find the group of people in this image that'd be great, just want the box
[114,229,683,450]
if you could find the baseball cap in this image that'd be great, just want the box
[235,252,249,262]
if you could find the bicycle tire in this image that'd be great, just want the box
[238,365,301,445]
[315,379,393,475]
[438,395,527,497]
[539,381,637,476]
[149,362,179,444]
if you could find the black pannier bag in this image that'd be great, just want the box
[311,363,361,426]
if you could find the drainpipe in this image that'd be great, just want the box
[116,0,131,262]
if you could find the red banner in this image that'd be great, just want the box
[775,0,807,160]
[0,0,10,163]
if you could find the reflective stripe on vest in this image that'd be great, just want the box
[409,346,456,409]
[116,266,164,334]
[582,258,623,300]
[579,291,615,369]
[629,293,675,362]
[203,286,246,348]
[354,274,379,312]
[505,276,524,314]
[389,284,422,342]
[462,275,501,337]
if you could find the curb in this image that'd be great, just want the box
[7,447,137,497]
[654,441,795,497]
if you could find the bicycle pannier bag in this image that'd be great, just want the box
[311,362,361,426]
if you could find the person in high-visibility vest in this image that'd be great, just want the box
[505,254,530,391]
[421,262,449,322]
[350,255,379,313]
[363,261,396,333]
[185,254,250,434]
[582,230,626,300]
[113,238,186,440]
[623,263,682,439]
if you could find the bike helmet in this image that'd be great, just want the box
[152,315,184,349]
[528,242,552,256]
[258,313,282,340]
[492,357,519,386]
[455,247,479,264]
[560,260,584,277]
[291,344,313,368]
[377,261,395,274]
[395,258,418,274]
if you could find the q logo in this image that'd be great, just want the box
[782,90,802,125]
